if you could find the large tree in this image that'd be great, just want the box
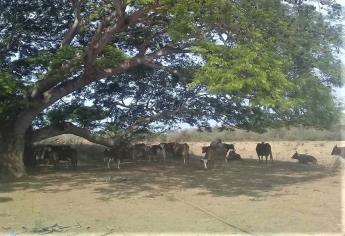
[0,0,343,178]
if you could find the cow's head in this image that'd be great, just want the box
[291,151,298,159]
[331,145,338,155]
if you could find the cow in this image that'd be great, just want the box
[104,144,131,169]
[171,143,190,164]
[206,140,235,164]
[33,145,50,165]
[104,148,117,169]
[201,146,212,169]
[148,144,165,162]
[42,145,78,168]
[226,150,242,162]
[131,143,149,161]
[291,152,317,164]
[256,142,273,163]
[200,140,236,169]
[159,142,175,160]
[331,145,345,158]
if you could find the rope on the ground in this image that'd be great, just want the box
[175,197,258,236]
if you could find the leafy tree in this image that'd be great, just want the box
[0,0,343,178]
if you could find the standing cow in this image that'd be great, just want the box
[104,144,131,169]
[131,143,149,162]
[256,142,273,163]
[201,140,235,169]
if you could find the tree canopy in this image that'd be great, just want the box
[0,0,344,142]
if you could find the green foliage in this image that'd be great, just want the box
[47,104,107,129]
[193,41,297,109]
[95,45,127,69]
[0,71,18,96]
[0,71,26,130]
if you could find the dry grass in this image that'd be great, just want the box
[1,141,344,235]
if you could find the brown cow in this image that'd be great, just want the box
[226,150,242,162]
[172,143,190,164]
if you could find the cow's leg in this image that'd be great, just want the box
[201,159,208,169]
[117,159,120,169]
[160,145,166,162]
[132,150,136,162]
[53,152,59,169]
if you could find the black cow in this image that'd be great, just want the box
[104,144,131,169]
[291,152,317,164]
[331,145,345,158]
[148,144,165,162]
[256,142,273,163]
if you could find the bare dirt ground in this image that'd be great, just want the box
[0,141,344,236]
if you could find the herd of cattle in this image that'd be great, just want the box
[32,141,345,170]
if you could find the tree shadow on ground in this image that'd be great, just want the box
[0,156,341,201]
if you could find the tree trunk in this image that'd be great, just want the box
[0,132,27,179]
[0,114,34,179]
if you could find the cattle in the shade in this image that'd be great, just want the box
[42,145,78,168]
[256,142,273,163]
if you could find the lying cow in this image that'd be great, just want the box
[291,152,317,164]
[226,150,242,162]
[331,145,345,158]
[256,142,273,163]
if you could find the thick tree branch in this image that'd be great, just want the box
[32,122,120,147]
[40,57,143,108]
[61,0,83,46]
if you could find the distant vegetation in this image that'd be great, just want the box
[155,125,344,142]
[36,124,344,146]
